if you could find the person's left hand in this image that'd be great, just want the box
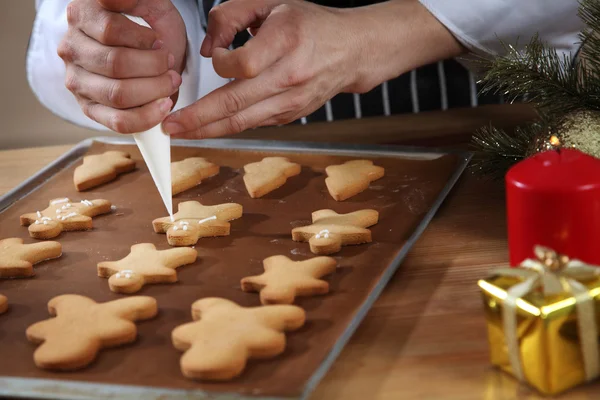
[161,0,368,139]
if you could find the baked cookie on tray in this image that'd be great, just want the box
[325,160,384,201]
[97,243,198,294]
[241,255,337,305]
[153,201,243,246]
[243,157,301,198]
[74,151,136,191]
[172,298,305,381]
[171,157,220,195]
[0,237,62,278]
[292,209,379,254]
[20,198,112,239]
[26,294,157,370]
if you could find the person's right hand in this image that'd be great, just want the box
[58,0,187,133]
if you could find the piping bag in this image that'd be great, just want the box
[126,15,173,219]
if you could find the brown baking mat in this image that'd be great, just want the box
[0,139,466,399]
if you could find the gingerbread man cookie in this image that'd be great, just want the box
[0,238,62,278]
[26,294,157,370]
[292,209,379,254]
[0,294,7,314]
[172,298,305,380]
[153,201,243,246]
[20,198,112,239]
[243,157,301,198]
[172,157,220,195]
[241,255,337,304]
[325,160,385,201]
[74,151,136,191]
[97,243,198,293]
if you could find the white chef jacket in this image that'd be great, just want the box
[27,0,583,131]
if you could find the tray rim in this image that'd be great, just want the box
[0,136,472,400]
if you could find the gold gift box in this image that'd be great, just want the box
[478,273,600,395]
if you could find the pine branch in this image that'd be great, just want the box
[579,0,600,70]
[479,35,600,116]
[470,122,548,180]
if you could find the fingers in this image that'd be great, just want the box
[72,6,158,49]
[211,13,295,79]
[66,65,181,109]
[201,0,283,57]
[58,30,174,79]
[162,74,286,135]
[80,97,173,133]
[169,90,311,139]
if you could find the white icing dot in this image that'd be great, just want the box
[173,226,179,231]
[111,205,117,211]
[183,225,188,231]
[36,211,42,218]
[180,221,189,226]
[41,217,52,221]
[50,198,69,205]
[315,229,330,239]
[34,220,40,225]
[115,270,136,279]
[56,209,61,214]
[43,221,48,225]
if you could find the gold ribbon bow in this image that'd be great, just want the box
[493,246,600,382]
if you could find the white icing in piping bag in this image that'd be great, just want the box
[126,15,173,219]
[133,125,173,219]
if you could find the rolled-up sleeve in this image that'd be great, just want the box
[419,0,583,59]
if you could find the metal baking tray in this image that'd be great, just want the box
[0,137,471,399]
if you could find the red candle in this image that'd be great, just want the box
[506,148,600,266]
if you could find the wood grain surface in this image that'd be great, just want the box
[2,104,598,399]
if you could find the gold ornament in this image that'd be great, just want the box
[558,111,600,158]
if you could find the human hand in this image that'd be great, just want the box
[58,0,187,133]
[162,0,367,139]
[161,0,463,139]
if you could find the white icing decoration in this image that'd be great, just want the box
[111,205,117,211]
[81,200,93,207]
[36,211,42,218]
[173,226,179,231]
[180,221,189,226]
[183,225,188,231]
[315,229,330,239]
[198,216,217,224]
[41,217,52,221]
[115,270,136,279]
[34,221,40,225]
[50,198,69,205]
[59,212,79,221]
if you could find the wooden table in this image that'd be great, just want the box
[2,104,597,399]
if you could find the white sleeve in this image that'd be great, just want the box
[419,0,583,60]
[27,0,224,131]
